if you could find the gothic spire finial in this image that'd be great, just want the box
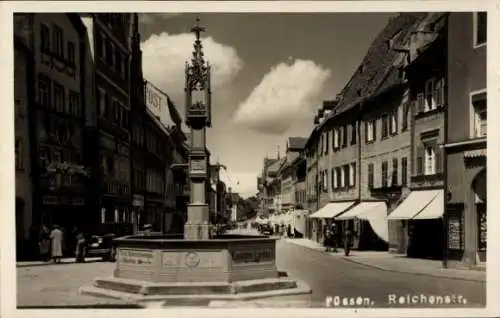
[190,17,205,41]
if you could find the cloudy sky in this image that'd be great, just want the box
[139,13,395,198]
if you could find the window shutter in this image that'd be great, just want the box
[373,120,377,141]
[343,126,348,146]
[435,145,442,173]
[353,163,357,186]
[416,146,424,175]
[417,93,425,113]
[365,121,368,143]
[345,166,350,187]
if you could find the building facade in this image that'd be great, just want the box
[384,13,448,260]
[81,14,134,231]
[14,21,35,254]
[27,14,89,236]
[444,12,487,268]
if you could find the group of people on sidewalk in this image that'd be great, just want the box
[29,224,87,263]
[323,223,355,256]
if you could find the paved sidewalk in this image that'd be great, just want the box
[285,238,486,283]
[17,257,103,268]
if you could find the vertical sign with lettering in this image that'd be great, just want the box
[145,81,175,127]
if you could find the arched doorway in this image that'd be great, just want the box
[472,169,486,262]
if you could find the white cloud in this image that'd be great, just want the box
[233,59,331,135]
[141,32,243,127]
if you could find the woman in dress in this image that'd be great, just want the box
[50,224,63,263]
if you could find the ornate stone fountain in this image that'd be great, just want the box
[80,19,311,308]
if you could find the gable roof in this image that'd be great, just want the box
[287,137,308,151]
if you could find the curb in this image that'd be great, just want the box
[284,240,486,283]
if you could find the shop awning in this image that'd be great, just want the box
[387,189,442,220]
[308,201,356,219]
[335,201,387,220]
[412,190,444,220]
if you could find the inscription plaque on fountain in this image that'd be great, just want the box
[119,249,154,266]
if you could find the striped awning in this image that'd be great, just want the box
[464,149,486,158]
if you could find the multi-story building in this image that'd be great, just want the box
[355,14,423,252]
[24,14,89,238]
[257,156,280,215]
[304,126,319,239]
[81,14,134,231]
[14,18,35,257]
[444,12,487,268]
[278,137,308,212]
[387,13,448,260]
[306,14,425,250]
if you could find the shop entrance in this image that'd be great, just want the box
[472,168,486,263]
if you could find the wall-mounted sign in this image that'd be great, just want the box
[448,218,463,250]
[232,248,273,265]
[145,81,174,127]
[118,249,154,266]
[132,194,144,207]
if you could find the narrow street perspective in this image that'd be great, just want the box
[11,8,488,311]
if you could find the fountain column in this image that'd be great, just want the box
[184,18,212,240]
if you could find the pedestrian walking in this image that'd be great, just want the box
[39,225,51,262]
[75,229,86,263]
[344,227,353,256]
[49,224,63,263]
[330,223,338,253]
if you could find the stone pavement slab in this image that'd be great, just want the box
[285,238,485,283]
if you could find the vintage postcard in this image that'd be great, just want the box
[1,1,498,317]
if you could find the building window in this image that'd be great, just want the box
[336,167,343,188]
[390,110,398,134]
[98,89,106,117]
[37,75,51,107]
[401,157,408,186]
[391,158,398,186]
[381,161,388,187]
[320,134,324,155]
[472,93,487,138]
[15,139,23,170]
[68,91,80,116]
[333,128,339,149]
[323,170,328,192]
[366,120,376,142]
[474,12,487,47]
[40,24,50,52]
[115,50,122,74]
[368,164,374,188]
[351,122,357,145]
[105,39,114,66]
[53,82,65,112]
[121,53,127,78]
[67,41,75,65]
[402,102,410,131]
[381,114,389,139]
[331,168,336,189]
[343,165,350,188]
[342,125,348,147]
[424,78,436,111]
[424,146,435,175]
[435,78,445,107]
[52,25,64,57]
[350,162,356,187]
[325,131,329,154]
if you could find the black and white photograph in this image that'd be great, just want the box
[1,1,499,316]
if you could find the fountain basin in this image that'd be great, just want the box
[80,234,312,307]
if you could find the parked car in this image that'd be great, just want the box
[259,223,274,236]
[78,223,134,262]
[80,233,117,262]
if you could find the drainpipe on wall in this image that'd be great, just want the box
[442,21,449,268]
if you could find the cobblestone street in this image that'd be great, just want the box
[17,260,133,308]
